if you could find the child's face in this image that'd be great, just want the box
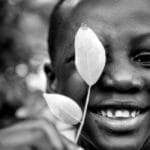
[49,0,150,149]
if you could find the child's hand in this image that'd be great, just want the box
[0,108,83,150]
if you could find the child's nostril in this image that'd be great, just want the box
[99,73,144,93]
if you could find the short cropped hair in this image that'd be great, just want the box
[48,0,64,62]
[48,0,84,63]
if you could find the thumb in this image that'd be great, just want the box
[62,134,84,150]
[16,106,55,122]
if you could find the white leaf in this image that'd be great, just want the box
[43,93,82,125]
[75,24,106,86]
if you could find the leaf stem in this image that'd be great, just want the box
[80,133,98,149]
[75,86,91,143]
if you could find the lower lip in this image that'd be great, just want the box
[90,111,149,132]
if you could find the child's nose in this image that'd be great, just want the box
[101,64,144,93]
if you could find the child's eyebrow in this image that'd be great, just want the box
[61,39,75,63]
[132,32,150,43]
[131,33,150,47]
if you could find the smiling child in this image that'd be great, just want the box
[44,0,150,150]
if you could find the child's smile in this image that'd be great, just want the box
[48,0,150,149]
[89,98,150,132]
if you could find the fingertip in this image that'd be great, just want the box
[77,147,85,150]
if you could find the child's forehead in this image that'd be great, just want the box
[54,0,150,62]
[59,0,150,38]
[71,0,150,25]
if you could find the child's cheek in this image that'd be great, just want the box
[61,71,88,107]
[141,72,150,92]
[145,77,150,92]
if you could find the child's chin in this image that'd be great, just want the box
[96,135,144,150]
[85,112,150,150]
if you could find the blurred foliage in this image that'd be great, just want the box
[0,0,56,109]
[0,0,30,72]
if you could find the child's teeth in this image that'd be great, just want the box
[115,110,130,117]
[115,110,124,117]
[131,111,136,118]
[100,110,139,118]
[101,110,106,117]
[122,110,130,117]
[137,111,140,115]
[107,110,113,118]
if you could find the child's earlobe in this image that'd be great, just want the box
[44,63,58,93]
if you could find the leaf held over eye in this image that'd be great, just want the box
[75,24,106,86]
[43,93,82,125]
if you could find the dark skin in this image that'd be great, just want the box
[0,107,80,150]
[45,0,150,150]
[1,0,150,150]
[0,3,81,150]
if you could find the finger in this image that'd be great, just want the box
[0,117,84,150]
[16,106,55,123]
[37,117,83,150]
[61,135,84,150]
[0,120,65,150]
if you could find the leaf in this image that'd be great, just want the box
[75,24,106,86]
[43,93,83,125]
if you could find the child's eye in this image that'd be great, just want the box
[133,52,150,68]
[66,55,75,63]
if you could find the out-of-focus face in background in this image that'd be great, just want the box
[0,0,55,129]
[50,0,150,149]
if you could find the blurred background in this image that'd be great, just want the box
[0,0,58,120]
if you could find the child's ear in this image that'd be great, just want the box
[44,63,58,93]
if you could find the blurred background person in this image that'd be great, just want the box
[0,0,56,128]
[0,1,81,150]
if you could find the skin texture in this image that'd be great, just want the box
[0,109,81,150]
[46,0,150,150]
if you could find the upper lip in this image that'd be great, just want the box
[88,99,150,112]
